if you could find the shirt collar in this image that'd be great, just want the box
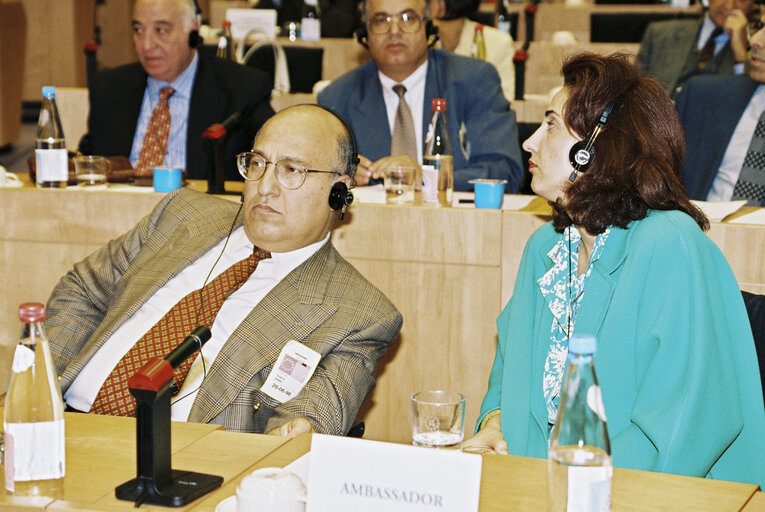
[377,59,429,94]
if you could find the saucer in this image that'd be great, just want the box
[215,495,236,512]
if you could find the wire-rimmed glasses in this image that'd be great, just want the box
[367,9,423,34]
[236,152,341,190]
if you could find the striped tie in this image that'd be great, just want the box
[90,247,271,416]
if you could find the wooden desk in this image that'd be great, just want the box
[207,433,760,512]
[1,183,763,444]
[742,492,765,510]
[0,410,287,511]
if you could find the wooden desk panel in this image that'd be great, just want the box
[1,184,763,444]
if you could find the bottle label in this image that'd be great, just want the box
[11,345,35,373]
[35,148,68,183]
[4,420,66,482]
[422,165,438,203]
[567,465,612,512]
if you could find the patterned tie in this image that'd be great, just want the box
[90,247,271,416]
[698,27,723,70]
[135,87,175,177]
[732,109,765,206]
[391,84,418,161]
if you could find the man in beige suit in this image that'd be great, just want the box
[45,105,402,437]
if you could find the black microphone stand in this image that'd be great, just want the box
[115,327,222,507]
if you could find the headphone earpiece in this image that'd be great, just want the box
[567,101,615,182]
[188,29,202,48]
[329,182,354,220]
[355,18,440,49]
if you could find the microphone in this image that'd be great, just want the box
[202,112,242,141]
[165,326,212,369]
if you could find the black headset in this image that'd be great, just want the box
[355,15,439,49]
[188,0,203,48]
[567,101,614,182]
[314,105,359,219]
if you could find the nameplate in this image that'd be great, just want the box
[225,8,278,40]
[306,434,482,511]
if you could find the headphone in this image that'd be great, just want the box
[188,0,203,48]
[314,105,359,220]
[355,17,439,49]
[567,101,614,182]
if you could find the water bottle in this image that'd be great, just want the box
[217,20,234,61]
[301,0,321,41]
[471,24,486,60]
[4,303,66,498]
[35,86,68,188]
[497,0,512,35]
[422,98,453,207]
[548,334,611,512]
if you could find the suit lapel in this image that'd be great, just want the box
[189,242,339,424]
[356,68,392,161]
[119,66,149,156]
[187,53,228,178]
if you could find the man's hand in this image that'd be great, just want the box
[462,415,509,455]
[725,10,751,63]
[267,417,315,439]
[356,155,421,187]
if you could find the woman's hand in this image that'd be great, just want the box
[462,414,509,455]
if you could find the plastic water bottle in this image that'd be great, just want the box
[548,334,611,512]
[216,20,234,61]
[4,303,65,498]
[35,86,68,188]
[301,0,321,41]
[497,0,512,35]
[422,98,453,207]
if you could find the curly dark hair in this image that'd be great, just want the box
[551,52,708,234]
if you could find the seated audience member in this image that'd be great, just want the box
[46,105,403,437]
[79,0,274,181]
[255,0,361,37]
[464,53,765,487]
[429,0,515,101]
[636,0,754,98]
[677,10,765,206]
[318,0,524,192]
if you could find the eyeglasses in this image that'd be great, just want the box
[236,152,341,189]
[368,10,423,35]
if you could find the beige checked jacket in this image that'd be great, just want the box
[45,189,402,435]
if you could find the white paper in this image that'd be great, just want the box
[226,8,277,40]
[351,184,386,204]
[727,207,765,225]
[306,434,481,512]
[691,199,747,222]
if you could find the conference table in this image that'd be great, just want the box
[2,177,765,444]
[0,411,760,511]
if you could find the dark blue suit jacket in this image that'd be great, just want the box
[317,49,523,192]
[79,51,274,181]
[676,74,760,200]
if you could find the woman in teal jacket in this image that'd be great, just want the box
[463,53,765,487]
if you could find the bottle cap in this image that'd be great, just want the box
[223,20,231,28]
[42,86,56,99]
[19,302,46,323]
[431,98,446,112]
[569,334,596,354]
[476,24,484,32]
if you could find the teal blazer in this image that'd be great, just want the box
[478,210,765,486]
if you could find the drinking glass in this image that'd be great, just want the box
[411,390,466,450]
[74,155,108,188]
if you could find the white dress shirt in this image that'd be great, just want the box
[64,227,329,421]
[378,60,429,164]
[707,85,765,201]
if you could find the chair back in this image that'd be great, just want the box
[238,30,291,94]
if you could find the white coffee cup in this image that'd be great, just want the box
[236,467,306,512]
[0,165,21,187]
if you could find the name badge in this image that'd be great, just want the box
[261,340,320,403]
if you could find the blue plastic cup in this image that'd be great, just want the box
[153,167,182,193]
[470,179,507,209]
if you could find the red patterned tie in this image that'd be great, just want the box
[135,87,175,177]
[90,247,271,416]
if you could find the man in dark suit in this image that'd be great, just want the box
[47,105,403,436]
[676,9,765,206]
[318,0,523,192]
[636,0,754,97]
[79,0,274,181]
